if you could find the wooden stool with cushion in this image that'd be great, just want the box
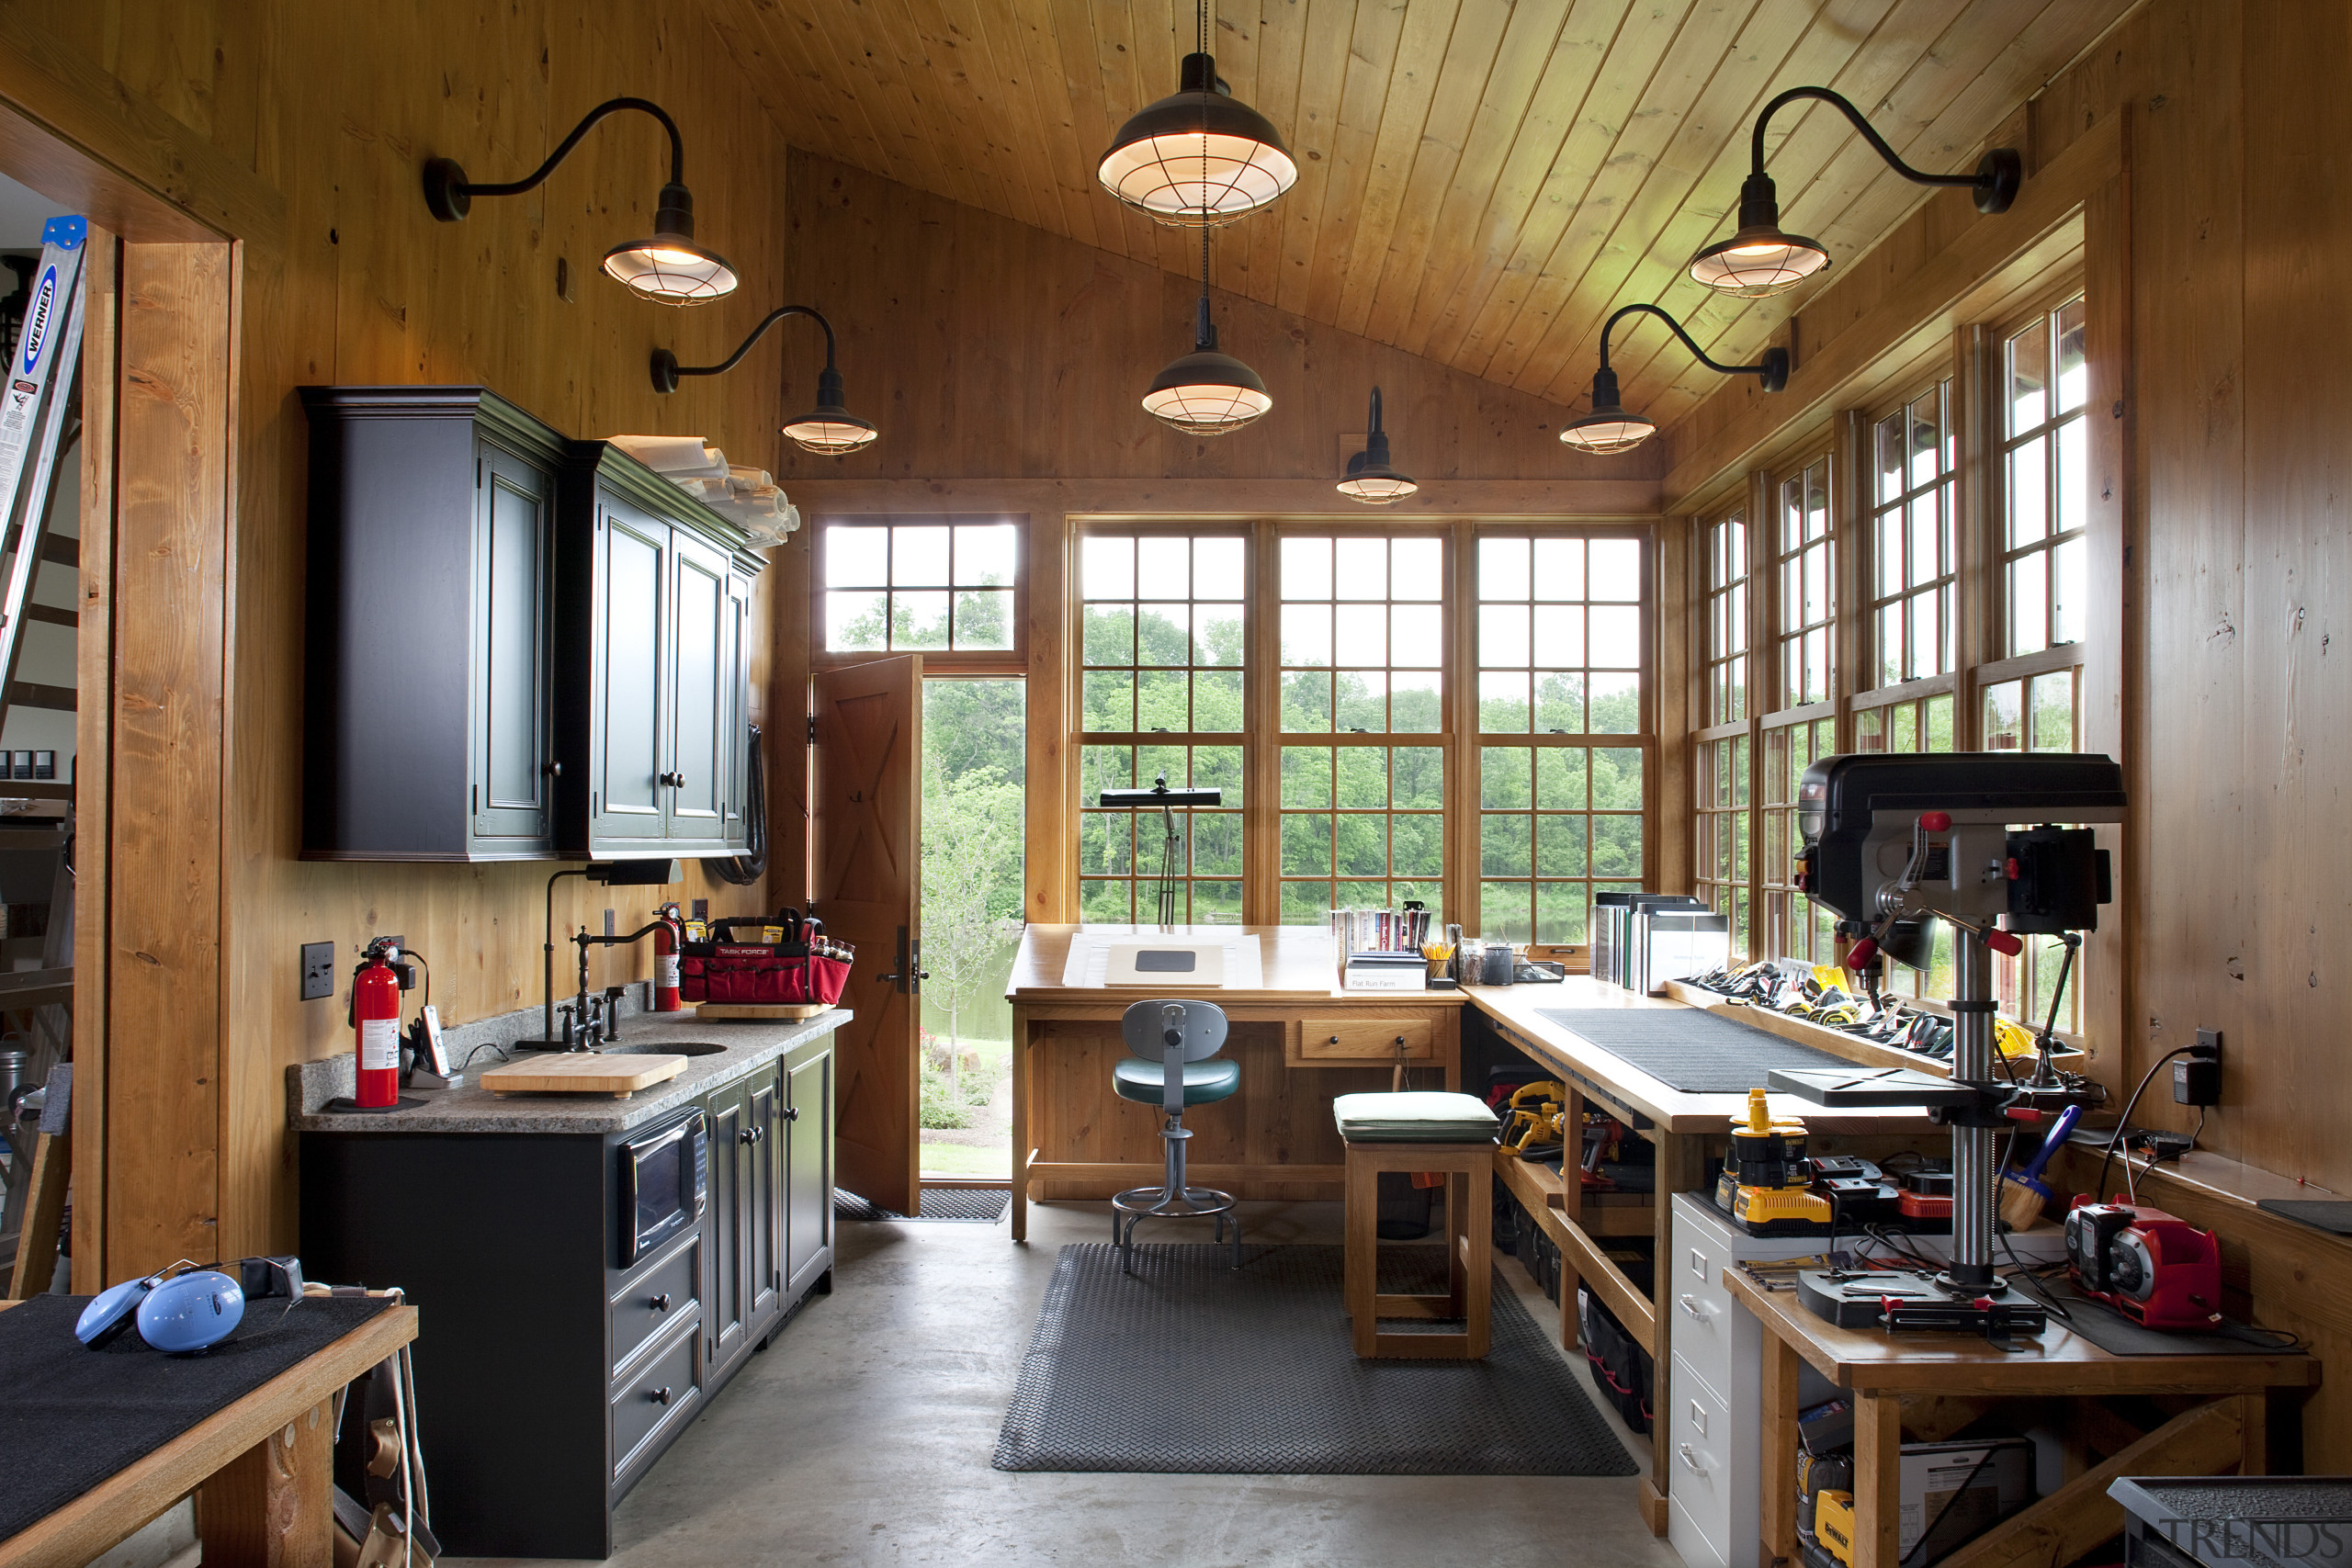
[1333,1090,1500,1359]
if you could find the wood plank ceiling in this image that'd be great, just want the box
[699,0,2136,435]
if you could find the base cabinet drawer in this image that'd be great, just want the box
[1295,1016,1436,1064]
[1668,1352,1734,1558]
[611,1316,704,1483]
[611,1233,702,1377]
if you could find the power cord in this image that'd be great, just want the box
[458,1041,509,1070]
[2094,1045,2196,1203]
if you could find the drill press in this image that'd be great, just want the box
[1770,752,2122,1332]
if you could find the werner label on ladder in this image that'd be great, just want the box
[0,216,86,721]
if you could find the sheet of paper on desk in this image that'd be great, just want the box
[1060,931,1263,989]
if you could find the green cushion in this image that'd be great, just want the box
[1113,1055,1242,1107]
[1333,1090,1499,1143]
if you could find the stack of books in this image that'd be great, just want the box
[1330,906,1431,991]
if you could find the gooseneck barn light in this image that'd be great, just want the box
[1336,387,1417,504]
[1689,86,2022,299]
[424,97,738,305]
[1143,230,1271,435]
[651,305,879,457]
[1560,303,1789,456]
[1098,0,1297,226]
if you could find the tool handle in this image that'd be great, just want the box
[2013,1103,2081,1185]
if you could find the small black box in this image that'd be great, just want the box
[2173,1055,2221,1106]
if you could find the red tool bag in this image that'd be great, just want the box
[678,912,852,1007]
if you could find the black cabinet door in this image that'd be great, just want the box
[704,1078,746,1367]
[746,1066,781,1325]
[784,1043,832,1297]
[667,533,729,840]
[592,491,668,844]
[470,441,552,843]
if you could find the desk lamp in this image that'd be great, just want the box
[514,859,684,1052]
[1098,774,1221,927]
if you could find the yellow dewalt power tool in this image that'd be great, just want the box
[1814,1490,1858,1567]
[1715,1087,1835,1236]
[1502,1080,1566,1156]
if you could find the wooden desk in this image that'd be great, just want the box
[1725,1269,2316,1568]
[0,1299,419,1568]
[1007,925,1466,1242]
[1461,978,1939,1536]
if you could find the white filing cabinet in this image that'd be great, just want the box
[1665,1192,1840,1568]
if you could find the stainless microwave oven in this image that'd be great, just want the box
[620,1108,707,1266]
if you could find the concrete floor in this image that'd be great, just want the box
[455,1200,1688,1568]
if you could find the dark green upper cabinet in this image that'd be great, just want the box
[556,441,764,859]
[301,389,763,862]
[301,387,565,862]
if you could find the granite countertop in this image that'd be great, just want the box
[289,1010,851,1135]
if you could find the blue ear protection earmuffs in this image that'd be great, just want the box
[75,1256,303,1354]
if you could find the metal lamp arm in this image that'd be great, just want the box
[1599,302,1775,378]
[457,96,686,199]
[1749,86,1976,191]
[673,305,839,379]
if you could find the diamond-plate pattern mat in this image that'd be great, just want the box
[834,1187,1012,1222]
[993,1244,1637,1475]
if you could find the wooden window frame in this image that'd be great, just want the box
[1860,377,1962,697]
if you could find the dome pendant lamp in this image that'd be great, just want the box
[1560,303,1789,456]
[1143,231,1271,435]
[424,97,738,305]
[651,304,879,456]
[1689,86,2022,299]
[1336,387,1417,504]
[1098,0,1297,226]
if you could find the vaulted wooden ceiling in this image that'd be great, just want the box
[700,0,2135,435]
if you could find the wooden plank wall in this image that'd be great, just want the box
[1665,0,2352,1469]
[0,3,799,1275]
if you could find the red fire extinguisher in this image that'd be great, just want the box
[652,903,684,1012]
[351,937,407,1109]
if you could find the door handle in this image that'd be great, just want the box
[661,771,686,788]
[782,1105,800,1122]
[740,1126,763,1145]
[543,760,563,778]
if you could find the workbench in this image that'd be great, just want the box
[0,1295,419,1568]
[1007,924,1467,1235]
[1726,1266,2316,1568]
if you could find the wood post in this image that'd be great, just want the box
[194,1398,334,1568]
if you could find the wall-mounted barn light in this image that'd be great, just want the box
[1559,303,1789,456]
[1336,387,1417,504]
[651,305,878,456]
[424,97,738,305]
[1098,0,1297,226]
[1144,231,1271,435]
[1688,86,2022,298]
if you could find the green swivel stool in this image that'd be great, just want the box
[1110,998,1242,1274]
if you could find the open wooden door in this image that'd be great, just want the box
[812,655,922,1215]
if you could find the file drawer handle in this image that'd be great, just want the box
[1679,1443,1707,1476]
[1679,1292,1711,1322]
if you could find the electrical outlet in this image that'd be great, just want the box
[2175,1027,2223,1106]
[300,942,335,1001]
[691,897,708,922]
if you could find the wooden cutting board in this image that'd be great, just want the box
[481,1054,688,1099]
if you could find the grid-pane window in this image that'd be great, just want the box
[1774,459,1834,708]
[1697,735,1750,958]
[1477,746,1642,944]
[1759,716,1838,964]
[824,520,1018,652]
[1702,510,1748,726]
[2001,298,2089,657]
[1980,671,2076,753]
[1869,385,1956,686]
[1077,533,1247,921]
[1853,693,1957,755]
[1475,535,1646,943]
[1277,535,1446,922]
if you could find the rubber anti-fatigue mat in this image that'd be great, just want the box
[1533,1006,1849,1093]
[992,1244,1636,1475]
[0,1293,394,1544]
[833,1186,1011,1222]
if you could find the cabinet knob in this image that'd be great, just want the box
[649,1292,670,1313]
[782,1105,800,1122]
[1329,1035,1340,1044]
[543,760,563,778]
[661,771,686,788]
[740,1127,757,1145]
[650,1385,673,1407]
[1394,1035,1407,1046]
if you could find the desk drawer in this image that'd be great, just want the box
[610,1231,701,1377]
[1296,1016,1434,1063]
